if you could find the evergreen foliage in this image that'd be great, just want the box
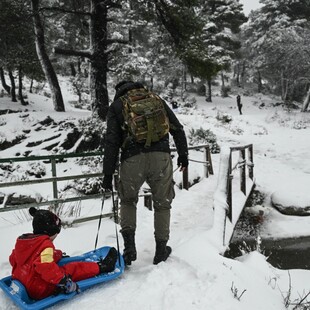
[2,0,308,112]
[242,0,310,103]
[0,0,44,93]
[188,127,220,153]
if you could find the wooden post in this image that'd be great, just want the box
[204,147,209,178]
[51,159,58,212]
[227,153,233,221]
[113,173,119,191]
[183,168,189,190]
[248,144,254,180]
[240,149,246,195]
[206,146,214,175]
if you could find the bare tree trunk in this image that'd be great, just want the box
[150,76,154,91]
[221,72,228,97]
[8,70,17,102]
[31,0,65,112]
[18,66,28,105]
[70,63,76,76]
[54,0,110,120]
[240,61,246,88]
[0,68,11,95]
[89,0,109,120]
[181,65,187,99]
[235,62,240,87]
[281,69,289,101]
[206,79,212,102]
[301,84,310,112]
[257,70,262,93]
[29,79,34,93]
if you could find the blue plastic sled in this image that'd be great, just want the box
[0,246,125,310]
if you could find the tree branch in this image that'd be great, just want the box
[107,39,129,45]
[39,7,91,17]
[53,47,92,59]
[99,1,122,9]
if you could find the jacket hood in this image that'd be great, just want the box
[13,234,51,265]
[114,80,145,101]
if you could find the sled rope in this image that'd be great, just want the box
[94,192,105,250]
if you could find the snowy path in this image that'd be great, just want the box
[1,92,310,309]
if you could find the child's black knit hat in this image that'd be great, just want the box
[29,207,61,236]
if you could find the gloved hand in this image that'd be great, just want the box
[102,175,113,191]
[177,155,189,170]
[57,275,80,294]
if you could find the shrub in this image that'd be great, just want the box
[221,85,231,97]
[216,111,232,123]
[188,127,220,153]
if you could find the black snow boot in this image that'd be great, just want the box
[122,230,137,266]
[98,247,117,273]
[153,240,172,265]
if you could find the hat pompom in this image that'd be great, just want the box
[29,207,37,217]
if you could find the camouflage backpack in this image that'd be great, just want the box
[121,88,170,148]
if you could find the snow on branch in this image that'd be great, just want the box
[53,48,93,59]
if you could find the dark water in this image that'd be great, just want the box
[225,190,310,270]
[225,236,310,270]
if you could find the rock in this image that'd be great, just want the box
[271,190,310,216]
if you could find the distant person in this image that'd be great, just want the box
[9,207,117,300]
[103,80,188,265]
[237,94,243,115]
[171,100,178,110]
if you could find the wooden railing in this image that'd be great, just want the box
[0,152,105,213]
[226,144,254,221]
[213,144,255,248]
[171,144,214,190]
[0,145,214,222]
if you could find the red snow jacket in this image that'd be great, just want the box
[9,233,66,300]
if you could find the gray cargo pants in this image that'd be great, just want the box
[118,152,175,241]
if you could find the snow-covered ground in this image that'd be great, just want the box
[0,87,310,310]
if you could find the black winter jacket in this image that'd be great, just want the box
[103,85,188,176]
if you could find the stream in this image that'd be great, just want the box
[225,190,310,270]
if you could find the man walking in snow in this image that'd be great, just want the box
[102,80,188,265]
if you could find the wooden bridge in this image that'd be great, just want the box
[0,143,254,248]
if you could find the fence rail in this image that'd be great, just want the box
[0,152,111,225]
[0,145,214,222]
[171,144,214,190]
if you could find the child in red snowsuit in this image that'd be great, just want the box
[9,207,117,300]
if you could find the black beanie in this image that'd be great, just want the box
[29,207,61,236]
[114,80,145,100]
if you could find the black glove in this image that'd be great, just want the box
[177,155,188,169]
[102,175,113,191]
[57,275,80,294]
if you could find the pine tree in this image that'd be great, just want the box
[0,0,44,104]
[243,0,310,103]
